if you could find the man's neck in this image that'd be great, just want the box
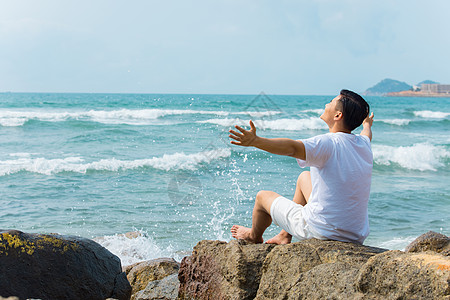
[328,124,351,134]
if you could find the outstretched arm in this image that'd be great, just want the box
[360,112,374,141]
[229,120,306,160]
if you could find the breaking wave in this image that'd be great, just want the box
[198,117,327,131]
[0,149,231,176]
[373,143,450,171]
[413,110,450,119]
[377,119,411,126]
[94,230,181,265]
[300,108,324,115]
[0,109,281,126]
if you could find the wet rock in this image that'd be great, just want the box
[126,258,180,299]
[0,229,131,300]
[178,239,276,299]
[405,231,450,255]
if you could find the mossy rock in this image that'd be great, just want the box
[0,229,131,300]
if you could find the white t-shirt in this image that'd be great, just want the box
[297,132,372,244]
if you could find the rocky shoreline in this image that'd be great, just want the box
[1,230,449,299]
[386,90,450,97]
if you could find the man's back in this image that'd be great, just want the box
[297,132,373,244]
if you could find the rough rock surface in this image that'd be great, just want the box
[405,231,450,255]
[255,239,386,299]
[134,273,179,300]
[125,258,180,300]
[357,250,450,299]
[0,229,131,300]
[179,234,450,299]
[178,239,276,299]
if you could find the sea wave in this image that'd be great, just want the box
[373,236,417,251]
[199,117,327,131]
[236,111,281,117]
[0,109,281,126]
[300,108,324,115]
[377,119,411,126]
[373,143,450,171]
[0,149,231,176]
[413,110,450,119]
[94,230,181,265]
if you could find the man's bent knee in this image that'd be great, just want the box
[256,190,279,201]
[255,190,281,212]
[298,171,310,183]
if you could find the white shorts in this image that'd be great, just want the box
[270,196,326,241]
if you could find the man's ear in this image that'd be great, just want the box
[334,111,343,120]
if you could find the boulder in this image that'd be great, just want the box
[356,250,450,299]
[0,229,131,300]
[125,258,180,299]
[179,235,450,299]
[134,273,179,300]
[405,231,450,255]
[255,239,386,299]
[178,239,276,299]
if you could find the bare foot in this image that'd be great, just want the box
[230,225,263,244]
[266,231,292,245]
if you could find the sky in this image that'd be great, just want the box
[0,0,449,95]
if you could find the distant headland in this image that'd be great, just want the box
[363,78,450,97]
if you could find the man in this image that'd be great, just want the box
[229,89,374,245]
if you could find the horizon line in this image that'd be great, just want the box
[0,90,352,97]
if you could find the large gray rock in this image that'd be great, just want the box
[0,229,131,300]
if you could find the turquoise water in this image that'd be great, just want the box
[0,93,448,264]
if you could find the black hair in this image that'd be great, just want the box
[337,89,370,131]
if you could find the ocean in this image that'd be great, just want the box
[0,92,449,265]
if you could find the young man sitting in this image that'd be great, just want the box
[229,89,374,245]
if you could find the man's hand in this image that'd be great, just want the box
[229,120,306,159]
[361,112,374,141]
[229,120,258,147]
[363,112,374,128]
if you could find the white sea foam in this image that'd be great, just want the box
[414,110,450,119]
[257,118,327,130]
[236,111,281,117]
[199,117,327,131]
[198,118,242,127]
[373,236,417,251]
[94,231,181,265]
[301,108,324,115]
[0,117,28,126]
[0,109,282,126]
[378,119,411,126]
[373,143,450,171]
[0,149,231,176]
[9,152,36,158]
